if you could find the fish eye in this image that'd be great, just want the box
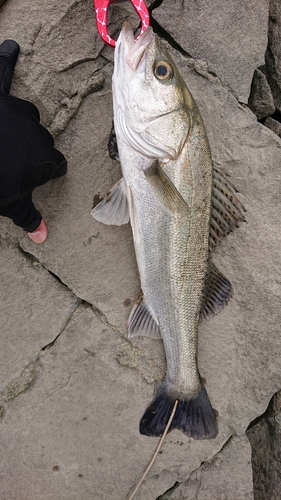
[154,61,174,81]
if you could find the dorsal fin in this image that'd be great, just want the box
[200,261,232,321]
[210,166,246,250]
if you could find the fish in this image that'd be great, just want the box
[92,22,245,439]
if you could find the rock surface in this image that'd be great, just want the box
[264,116,281,137]
[151,0,269,103]
[0,0,281,499]
[247,390,281,500]
[248,69,275,120]
[264,0,281,113]
[167,435,254,500]
[0,237,78,394]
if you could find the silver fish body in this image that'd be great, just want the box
[92,23,245,439]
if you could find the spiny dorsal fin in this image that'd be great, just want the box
[128,292,161,339]
[91,178,129,226]
[200,261,233,321]
[210,166,246,250]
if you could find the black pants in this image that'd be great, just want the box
[0,194,42,232]
[0,160,67,232]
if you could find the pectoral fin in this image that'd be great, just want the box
[128,293,161,339]
[144,161,189,214]
[91,178,129,226]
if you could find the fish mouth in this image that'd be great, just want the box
[120,22,154,72]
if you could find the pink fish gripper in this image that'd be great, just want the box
[93,0,150,47]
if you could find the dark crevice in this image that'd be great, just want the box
[149,0,164,11]
[41,299,85,353]
[247,391,281,431]
[16,241,118,335]
[247,390,281,500]
[156,481,180,499]
[149,17,191,57]
[41,332,63,353]
[269,109,281,123]
[17,243,73,293]
[259,109,281,126]
[155,436,235,500]
[134,0,192,58]
[47,269,71,290]
[17,244,38,263]
[247,410,269,431]
[247,1,281,136]
[18,243,72,292]
[59,59,100,73]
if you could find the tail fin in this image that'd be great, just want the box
[140,380,218,439]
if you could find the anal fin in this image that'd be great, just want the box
[128,293,161,339]
[200,261,233,321]
[91,178,129,226]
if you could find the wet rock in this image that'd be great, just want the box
[248,69,275,120]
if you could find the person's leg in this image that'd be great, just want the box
[0,194,47,243]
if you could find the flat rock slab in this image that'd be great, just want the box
[169,435,254,500]
[0,305,229,500]
[0,237,78,393]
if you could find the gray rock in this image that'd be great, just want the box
[0,305,230,500]
[248,69,275,120]
[264,116,281,137]
[247,390,281,500]
[264,0,281,112]
[151,0,269,103]
[0,237,78,394]
[168,435,254,500]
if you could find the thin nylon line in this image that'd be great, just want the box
[128,400,179,500]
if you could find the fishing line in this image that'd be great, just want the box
[127,399,178,500]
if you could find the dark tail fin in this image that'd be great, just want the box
[140,380,218,439]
